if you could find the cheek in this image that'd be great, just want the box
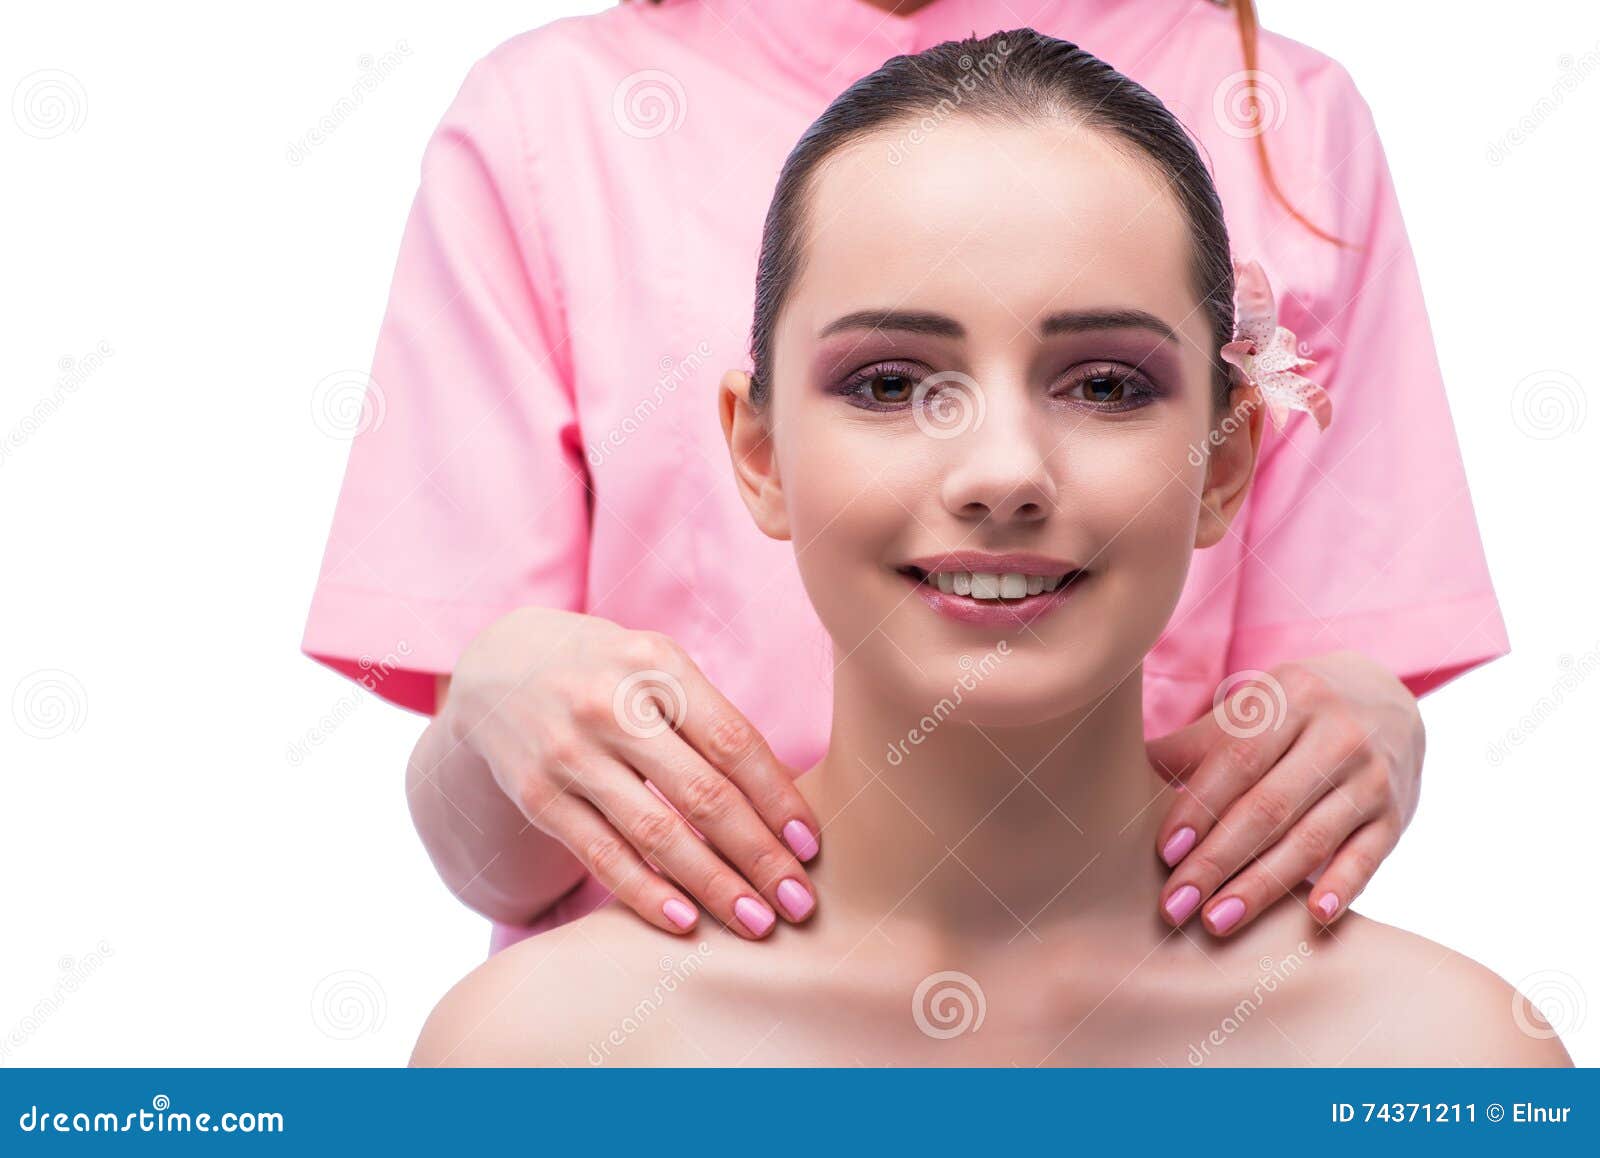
[775,418,908,644]
[1067,419,1208,625]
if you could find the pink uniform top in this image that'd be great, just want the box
[300,0,1510,954]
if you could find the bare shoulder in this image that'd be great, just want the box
[410,904,730,1067]
[1303,910,1573,1067]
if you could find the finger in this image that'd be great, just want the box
[578,756,798,937]
[1153,710,1302,871]
[618,639,822,864]
[1305,818,1400,924]
[1161,733,1361,927]
[1193,789,1369,937]
[1145,713,1219,787]
[618,728,817,924]
[535,792,703,936]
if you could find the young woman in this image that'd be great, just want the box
[410,30,1565,1067]
[307,0,1508,961]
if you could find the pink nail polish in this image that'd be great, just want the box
[782,818,819,862]
[1160,826,1196,866]
[1315,892,1339,919]
[733,895,775,936]
[1164,884,1200,924]
[662,898,697,930]
[1208,896,1246,933]
[776,878,814,920]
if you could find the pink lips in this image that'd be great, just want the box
[900,567,1089,626]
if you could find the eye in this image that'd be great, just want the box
[1059,363,1160,412]
[831,361,928,411]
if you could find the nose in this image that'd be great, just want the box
[935,376,1058,526]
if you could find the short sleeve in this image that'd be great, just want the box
[300,52,589,716]
[1225,65,1509,699]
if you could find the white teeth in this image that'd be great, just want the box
[916,569,1076,600]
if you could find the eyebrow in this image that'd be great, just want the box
[817,307,1178,345]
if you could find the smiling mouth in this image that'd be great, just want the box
[897,565,1089,602]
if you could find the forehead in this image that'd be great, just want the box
[790,117,1199,335]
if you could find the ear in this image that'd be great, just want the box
[1195,381,1264,550]
[718,368,791,542]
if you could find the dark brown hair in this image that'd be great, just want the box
[746,28,1238,412]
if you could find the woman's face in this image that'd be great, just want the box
[723,118,1257,726]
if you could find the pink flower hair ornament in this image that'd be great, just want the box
[1220,258,1333,432]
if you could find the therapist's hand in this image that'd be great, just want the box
[1147,650,1424,937]
[441,607,822,939]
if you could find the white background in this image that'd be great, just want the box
[2,1,1596,1066]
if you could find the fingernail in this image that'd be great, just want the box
[734,895,775,936]
[776,878,814,920]
[1163,884,1200,924]
[662,898,697,930]
[1315,892,1339,919]
[1160,826,1196,866]
[783,819,819,861]
[1207,896,1246,933]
